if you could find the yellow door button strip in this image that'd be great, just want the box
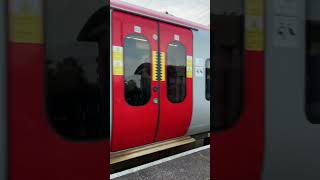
[187,55,193,78]
[152,51,166,81]
[113,46,124,76]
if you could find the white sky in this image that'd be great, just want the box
[119,0,210,26]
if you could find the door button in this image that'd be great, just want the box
[153,98,159,104]
[153,86,158,92]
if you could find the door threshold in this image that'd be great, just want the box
[110,136,195,164]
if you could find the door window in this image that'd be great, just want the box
[124,34,151,106]
[45,2,108,140]
[166,41,187,103]
[212,3,244,130]
[206,59,210,101]
[306,20,320,123]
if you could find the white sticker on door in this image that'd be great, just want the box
[195,58,205,67]
[174,34,180,41]
[195,67,205,77]
[274,16,298,48]
[134,26,141,33]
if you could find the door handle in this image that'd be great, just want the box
[153,98,159,104]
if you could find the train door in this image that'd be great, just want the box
[155,22,193,141]
[262,0,320,179]
[111,11,194,151]
[8,0,109,179]
[212,0,265,179]
[111,11,159,151]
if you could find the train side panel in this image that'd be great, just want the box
[0,0,6,179]
[187,29,210,135]
[263,0,320,179]
[211,1,265,178]
[111,10,159,151]
[8,1,109,179]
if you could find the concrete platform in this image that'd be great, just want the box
[111,145,210,180]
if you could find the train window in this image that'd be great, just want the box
[124,34,151,106]
[45,1,109,140]
[306,20,320,123]
[166,41,187,103]
[212,1,244,130]
[206,59,210,101]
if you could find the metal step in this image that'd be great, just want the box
[110,136,196,164]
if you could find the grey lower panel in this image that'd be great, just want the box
[0,0,6,179]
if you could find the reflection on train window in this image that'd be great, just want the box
[166,41,187,103]
[212,13,244,131]
[306,20,320,124]
[45,1,108,140]
[206,59,210,101]
[124,34,151,106]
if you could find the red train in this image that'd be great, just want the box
[110,1,210,152]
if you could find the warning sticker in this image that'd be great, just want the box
[152,51,166,81]
[195,67,205,77]
[152,51,158,81]
[160,52,165,81]
[9,0,43,43]
[187,56,193,78]
[245,0,264,51]
[245,25,264,51]
[245,0,263,16]
[274,16,298,48]
[113,46,124,75]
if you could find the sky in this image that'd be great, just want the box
[119,0,210,26]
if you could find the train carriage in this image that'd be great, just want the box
[109,0,210,152]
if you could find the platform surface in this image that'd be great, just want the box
[112,146,210,180]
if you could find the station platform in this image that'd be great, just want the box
[110,145,210,180]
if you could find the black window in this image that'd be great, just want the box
[306,20,320,123]
[45,1,109,140]
[206,59,210,101]
[212,1,244,131]
[124,34,151,106]
[166,41,187,103]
